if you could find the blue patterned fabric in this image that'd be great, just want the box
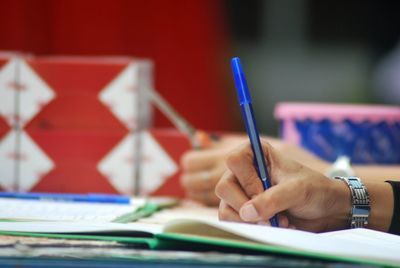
[293,119,400,164]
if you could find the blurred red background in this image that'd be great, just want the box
[0,0,239,132]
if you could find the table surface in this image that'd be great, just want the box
[0,234,378,268]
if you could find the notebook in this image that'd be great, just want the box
[0,216,399,267]
[0,197,147,222]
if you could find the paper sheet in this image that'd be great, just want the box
[163,218,400,265]
[0,198,145,222]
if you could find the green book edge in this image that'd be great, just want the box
[155,232,397,268]
[1,231,397,267]
[0,231,158,249]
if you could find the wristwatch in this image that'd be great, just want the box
[335,176,370,228]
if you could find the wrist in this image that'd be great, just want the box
[328,179,352,230]
[329,178,393,232]
[364,181,393,232]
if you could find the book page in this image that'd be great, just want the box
[163,218,400,265]
[0,221,163,235]
[1,199,399,265]
[320,228,400,251]
[135,200,218,226]
[0,198,145,222]
[0,199,212,235]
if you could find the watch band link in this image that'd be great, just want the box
[335,176,370,228]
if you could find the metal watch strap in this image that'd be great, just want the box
[335,176,370,228]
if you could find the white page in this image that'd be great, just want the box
[0,221,163,234]
[1,205,399,265]
[164,218,400,265]
[321,228,400,251]
[0,198,145,222]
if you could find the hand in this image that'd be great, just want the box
[180,134,330,207]
[180,135,246,206]
[215,141,352,232]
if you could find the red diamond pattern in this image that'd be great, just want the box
[0,59,11,140]
[25,58,130,193]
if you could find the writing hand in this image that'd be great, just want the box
[215,140,352,232]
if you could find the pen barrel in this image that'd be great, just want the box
[240,103,272,189]
[232,56,278,228]
[270,215,280,227]
[241,103,278,227]
[232,57,252,105]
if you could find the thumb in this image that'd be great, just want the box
[239,181,300,222]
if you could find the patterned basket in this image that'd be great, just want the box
[275,102,400,164]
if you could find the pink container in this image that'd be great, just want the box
[274,102,400,164]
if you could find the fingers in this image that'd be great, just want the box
[218,201,242,222]
[215,170,250,212]
[217,141,279,220]
[181,165,225,192]
[218,201,290,227]
[186,189,220,206]
[239,180,303,222]
[278,214,289,228]
[220,140,303,227]
[180,149,224,172]
[180,148,226,207]
[216,138,335,232]
[226,143,264,198]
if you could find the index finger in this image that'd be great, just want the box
[215,170,250,212]
[226,143,265,199]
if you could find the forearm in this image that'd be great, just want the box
[365,181,394,232]
[353,166,400,182]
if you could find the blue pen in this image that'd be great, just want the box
[0,192,131,204]
[231,57,279,227]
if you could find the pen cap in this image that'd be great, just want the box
[231,57,251,105]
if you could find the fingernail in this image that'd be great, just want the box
[257,221,271,226]
[240,204,259,221]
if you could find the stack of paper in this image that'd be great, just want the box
[0,198,399,267]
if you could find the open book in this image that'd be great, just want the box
[0,216,399,267]
[0,197,147,222]
[0,196,178,223]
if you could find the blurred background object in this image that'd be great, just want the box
[1,0,399,135]
[226,0,400,134]
[0,0,238,132]
[275,102,400,164]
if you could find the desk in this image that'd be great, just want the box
[0,200,387,267]
[0,236,372,268]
